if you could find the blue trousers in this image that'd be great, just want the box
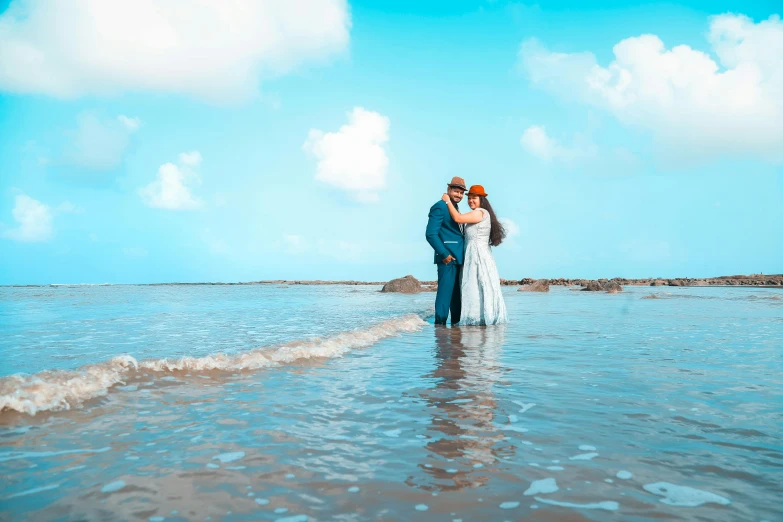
[435,262,462,325]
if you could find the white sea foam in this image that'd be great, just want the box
[6,484,60,499]
[0,446,110,463]
[276,516,307,522]
[524,478,558,496]
[101,480,126,493]
[512,401,536,413]
[0,314,427,415]
[570,452,599,461]
[643,482,730,507]
[534,497,619,511]
[213,451,244,463]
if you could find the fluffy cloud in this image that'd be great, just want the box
[65,112,141,171]
[519,14,783,163]
[0,0,350,102]
[303,107,390,203]
[179,151,202,167]
[1,194,53,242]
[520,125,596,164]
[138,152,202,210]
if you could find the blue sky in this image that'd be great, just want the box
[0,0,781,284]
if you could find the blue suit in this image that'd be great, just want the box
[425,200,464,324]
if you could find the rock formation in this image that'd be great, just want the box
[518,279,550,292]
[581,280,623,293]
[381,275,422,294]
[581,281,604,291]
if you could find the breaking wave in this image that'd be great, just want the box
[0,314,427,416]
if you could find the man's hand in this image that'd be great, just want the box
[443,255,455,265]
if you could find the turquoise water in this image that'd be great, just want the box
[1,284,781,521]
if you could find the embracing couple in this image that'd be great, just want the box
[425,177,508,326]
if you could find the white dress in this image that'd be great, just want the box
[460,208,508,325]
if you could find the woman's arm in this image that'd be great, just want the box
[441,194,484,224]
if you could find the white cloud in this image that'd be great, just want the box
[519,13,783,164]
[520,125,556,160]
[521,123,641,174]
[0,0,350,103]
[117,115,142,131]
[139,152,202,210]
[499,217,520,238]
[179,151,202,167]
[56,201,84,214]
[303,107,390,203]
[520,125,596,164]
[1,194,52,242]
[65,112,141,171]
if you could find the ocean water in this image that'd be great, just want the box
[1,284,781,521]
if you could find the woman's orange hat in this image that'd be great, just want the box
[467,184,488,197]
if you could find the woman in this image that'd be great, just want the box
[441,185,508,325]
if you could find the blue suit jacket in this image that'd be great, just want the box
[426,200,464,265]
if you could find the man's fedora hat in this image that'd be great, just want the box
[448,176,467,191]
[467,184,488,197]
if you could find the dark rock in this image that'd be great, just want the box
[642,294,661,299]
[581,281,604,291]
[381,275,422,294]
[519,279,550,292]
[604,281,623,293]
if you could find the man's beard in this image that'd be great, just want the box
[450,198,460,208]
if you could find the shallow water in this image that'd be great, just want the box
[1,284,781,521]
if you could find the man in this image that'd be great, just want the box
[425,176,466,325]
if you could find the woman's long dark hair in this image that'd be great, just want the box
[478,196,506,247]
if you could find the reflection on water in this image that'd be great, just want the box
[1,285,782,521]
[412,326,509,492]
